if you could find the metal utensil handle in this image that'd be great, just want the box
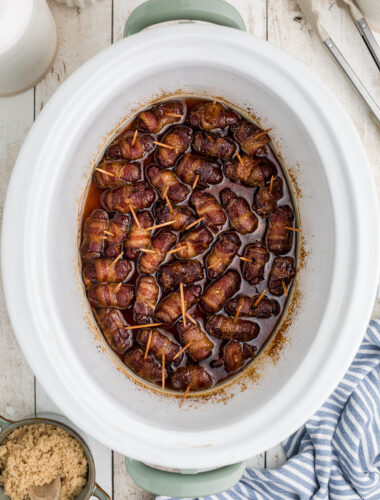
[355,18,380,71]
[0,415,12,431]
[324,38,380,124]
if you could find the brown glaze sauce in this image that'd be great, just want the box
[80,98,298,392]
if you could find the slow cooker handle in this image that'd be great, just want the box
[124,0,246,37]
[125,457,246,497]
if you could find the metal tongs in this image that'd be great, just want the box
[297,0,380,124]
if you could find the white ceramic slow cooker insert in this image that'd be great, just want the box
[2,24,379,469]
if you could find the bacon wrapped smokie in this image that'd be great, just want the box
[105,131,154,161]
[95,308,131,354]
[104,213,129,259]
[87,283,134,309]
[157,260,204,291]
[177,320,214,362]
[192,131,235,160]
[80,209,109,262]
[138,229,177,274]
[156,125,193,167]
[174,226,213,259]
[154,201,196,232]
[225,155,276,187]
[124,210,154,260]
[138,100,184,133]
[123,348,163,384]
[226,294,280,318]
[146,165,189,203]
[189,101,239,131]
[223,341,256,373]
[201,270,241,314]
[94,160,141,189]
[191,190,226,234]
[253,177,283,217]
[138,329,182,365]
[205,315,259,341]
[206,231,241,279]
[241,241,269,286]
[268,257,296,296]
[266,205,294,254]
[170,365,213,391]
[175,153,222,187]
[101,182,155,214]
[220,188,258,235]
[133,276,159,324]
[231,120,270,156]
[155,285,202,324]
[83,258,132,286]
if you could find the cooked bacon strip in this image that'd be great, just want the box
[138,100,184,133]
[124,210,154,260]
[101,182,155,214]
[177,320,214,362]
[231,120,270,156]
[170,365,213,391]
[225,155,276,187]
[175,153,222,187]
[133,276,159,324]
[105,131,154,161]
[201,270,241,314]
[154,200,197,232]
[266,205,294,254]
[80,209,109,262]
[205,315,259,342]
[225,294,280,318]
[123,348,163,384]
[223,341,256,373]
[206,231,241,279]
[188,101,239,131]
[138,229,177,274]
[241,241,270,286]
[137,328,182,365]
[87,283,134,309]
[157,260,204,291]
[220,188,258,235]
[94,160,141,189]
[146,165,189,204]
[83,258,132,286]
[268,257,296,296]
[174,226,213,259]
[104,213,129,259]
[253,177,283,217]
[192,131,235,160]
[190,190,226,234]
[95,308,132,354]
[156,125,193,167]
[155,285,202,324]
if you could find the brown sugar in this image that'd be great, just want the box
[0,423,88,500]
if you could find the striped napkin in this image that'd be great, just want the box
[162,319,380,500]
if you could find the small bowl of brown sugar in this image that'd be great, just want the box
[0,414,109,500]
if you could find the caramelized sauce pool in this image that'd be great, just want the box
[81,98,298,392]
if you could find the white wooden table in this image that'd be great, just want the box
[1,1,379,497]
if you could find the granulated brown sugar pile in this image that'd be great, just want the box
[0,423,88,500]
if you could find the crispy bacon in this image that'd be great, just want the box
[156,125,193,167]
[266,205,294,254]
[104,213,129,259]
[253,177,283,217]
[241,241,270,286]
[175,226,213,259]
[124,210,154,260]
[101,182,155,214]
[206,231,241,279]
[205,315,259,342]
[170,365,213,391]
[191,190,226,234]
[154,201,196,232]
[268,257,296,296]
[225,155,276,187]
[201,270,241,314]
[105,131,154,161]
[138,100,184,133]
[94,160,141,189]
[146,164,189,204]
[87,283,134,309]
[189,101,239,131]
[138,229,177,274]
[123,348,163,384]
[155,285,202,324]
[223,341,256,372]
[220,188,258,235]
[133,276,159,324]
[138,328,182,365]
[177,320,214,362]
[157,260,204,291]
[80,209,109,262]
[231,120,270,156]
[175,153,222,187]
[225,294,280,318]
[95,308,131,354]
[83,258,132,286]
[192,131,235,159]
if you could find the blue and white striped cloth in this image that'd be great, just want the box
[162,319,380,500]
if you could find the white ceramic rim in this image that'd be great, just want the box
[2,24,379,468]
